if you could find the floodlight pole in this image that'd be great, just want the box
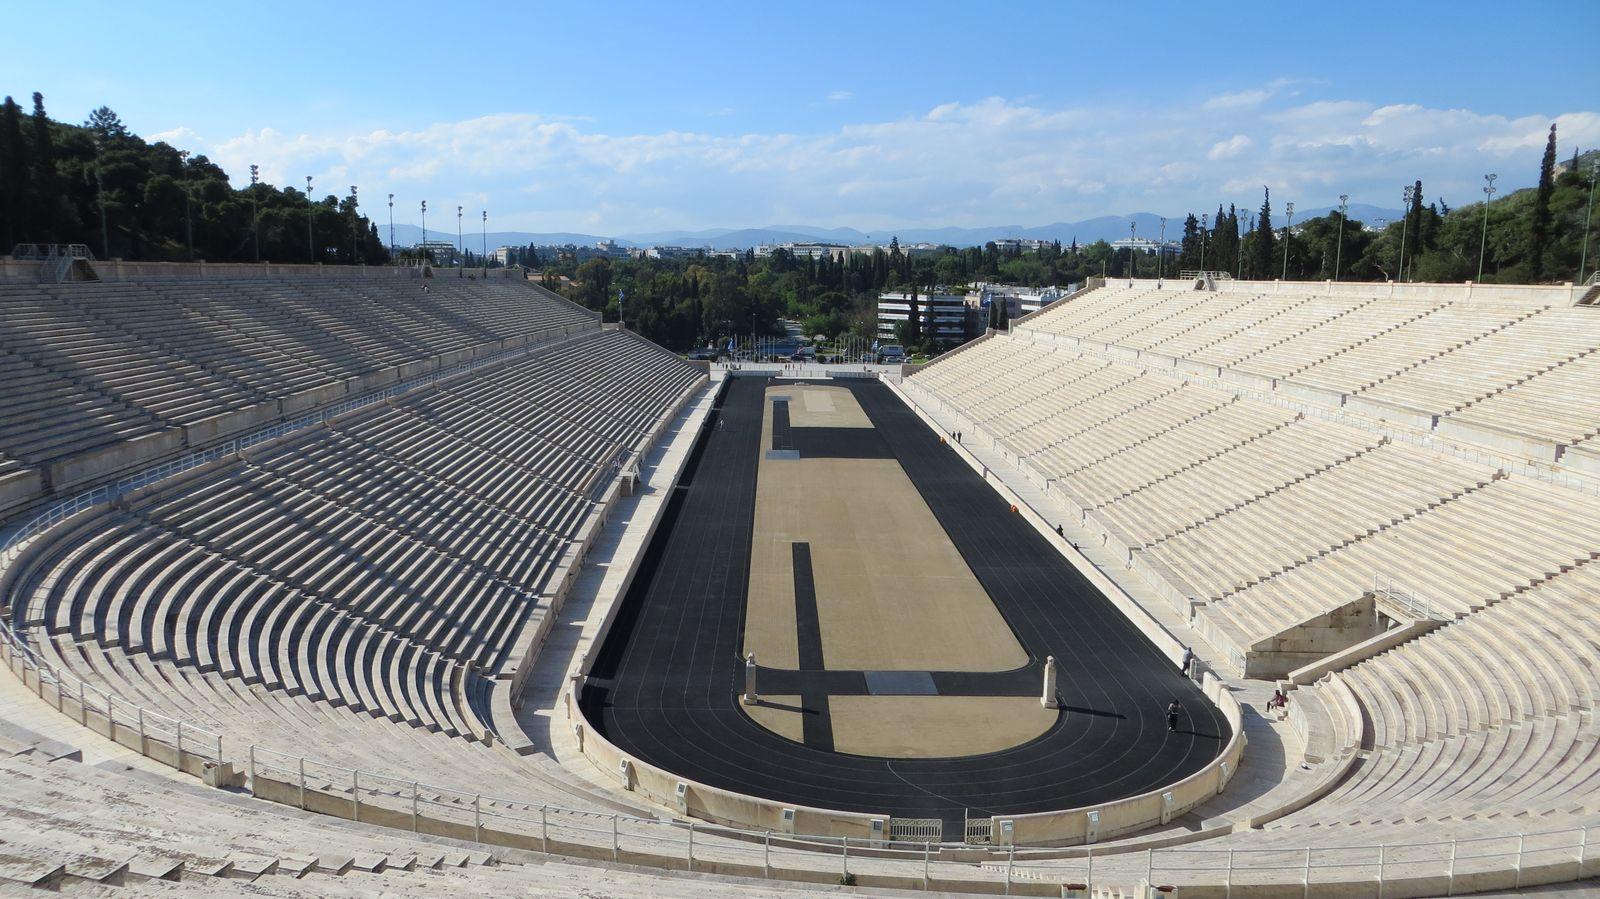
[1477,174,1497,282]
[179,150,194,262]
[1580,161,1599,284]
[1282,202,1294,281]
[349,185,359,264]
[1399,186,1413,283]
[94,138,110,259]
[1333,195,1349,281]
[306,175,315,263]
[1157,217,1167,284]
[1128,221,1136,283]
[249,165,261,262]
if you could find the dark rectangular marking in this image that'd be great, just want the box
[863,671,939,695]
[771,399,794,452]
[791,541,833,751]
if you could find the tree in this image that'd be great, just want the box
[1252,188,1276,278]
[84,106,128,142]
[0,97,28,248]
[1529,123,1557,280]
[29,93,64,242]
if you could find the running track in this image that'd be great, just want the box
[581,377,1229,833]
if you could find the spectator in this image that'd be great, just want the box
[1266,689,1288,716]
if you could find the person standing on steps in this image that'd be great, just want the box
[1167,698,1182,733]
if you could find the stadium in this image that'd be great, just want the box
[4,8,1600,894]
[0,255,1596,897]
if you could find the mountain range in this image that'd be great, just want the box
[385,205,1407,253]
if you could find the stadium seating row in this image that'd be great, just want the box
[6,327,704,756]
[0,277,597,513]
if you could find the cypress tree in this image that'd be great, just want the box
[1253,188,1275,278]
[0,96,28,248]
[29,93,60,242]
[1529,123,1557,280]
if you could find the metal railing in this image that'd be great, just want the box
[10,243,95,261]
[1371,574,1439,621]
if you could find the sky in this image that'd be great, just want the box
[7,0,1599,236]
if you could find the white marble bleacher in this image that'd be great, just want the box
[1281,302,1538,397]
[1448,348,1600,450]
[1353,306,1599,416]
[1093,417,1380,548]
[1230,293,1448,381]
[0,747,879,896]
[0,285,259,428]
[0,347,164,467]
[4,326,700,767]
[1206,474,1600,644]
[1140,442,1496,605]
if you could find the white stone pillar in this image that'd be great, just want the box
[743,653,757,705]
[1041,655,1059,709]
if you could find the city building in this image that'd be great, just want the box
[968,282,1075,320]
[413,240,459,264]
[876,291,971,343]
[1109,237,1181,255]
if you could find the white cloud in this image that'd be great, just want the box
[179,88,1600,233]
[1208,134,1253,160]
[1203,89,1269,111]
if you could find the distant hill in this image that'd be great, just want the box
[386,224,627,250]
[384,206,1412,254]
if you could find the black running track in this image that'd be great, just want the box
[581,377,1228,832]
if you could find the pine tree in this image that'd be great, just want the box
[1529,123,1557,280]
[0,96,28,248]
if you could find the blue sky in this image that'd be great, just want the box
[8,0,1599,234]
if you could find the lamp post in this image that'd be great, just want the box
[1200,213,1208,273]
[457,205,464,277]
[305,175,315,263]
[1333,194,1349,281]
[349,186,359,265]
[1476,174,1497,282]
[1128,221,1136,282]
[177,148,192,260]
[1236,214,1250,280]
[387,193,394,263]
[249,164,260,262]
[94,139,110,260]
[1399,185,1414,283]
[1282,202,1294,281]
[1158,217,1167,284]
[1580,160,1599,284]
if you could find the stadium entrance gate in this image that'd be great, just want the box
[889,818,943,842]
